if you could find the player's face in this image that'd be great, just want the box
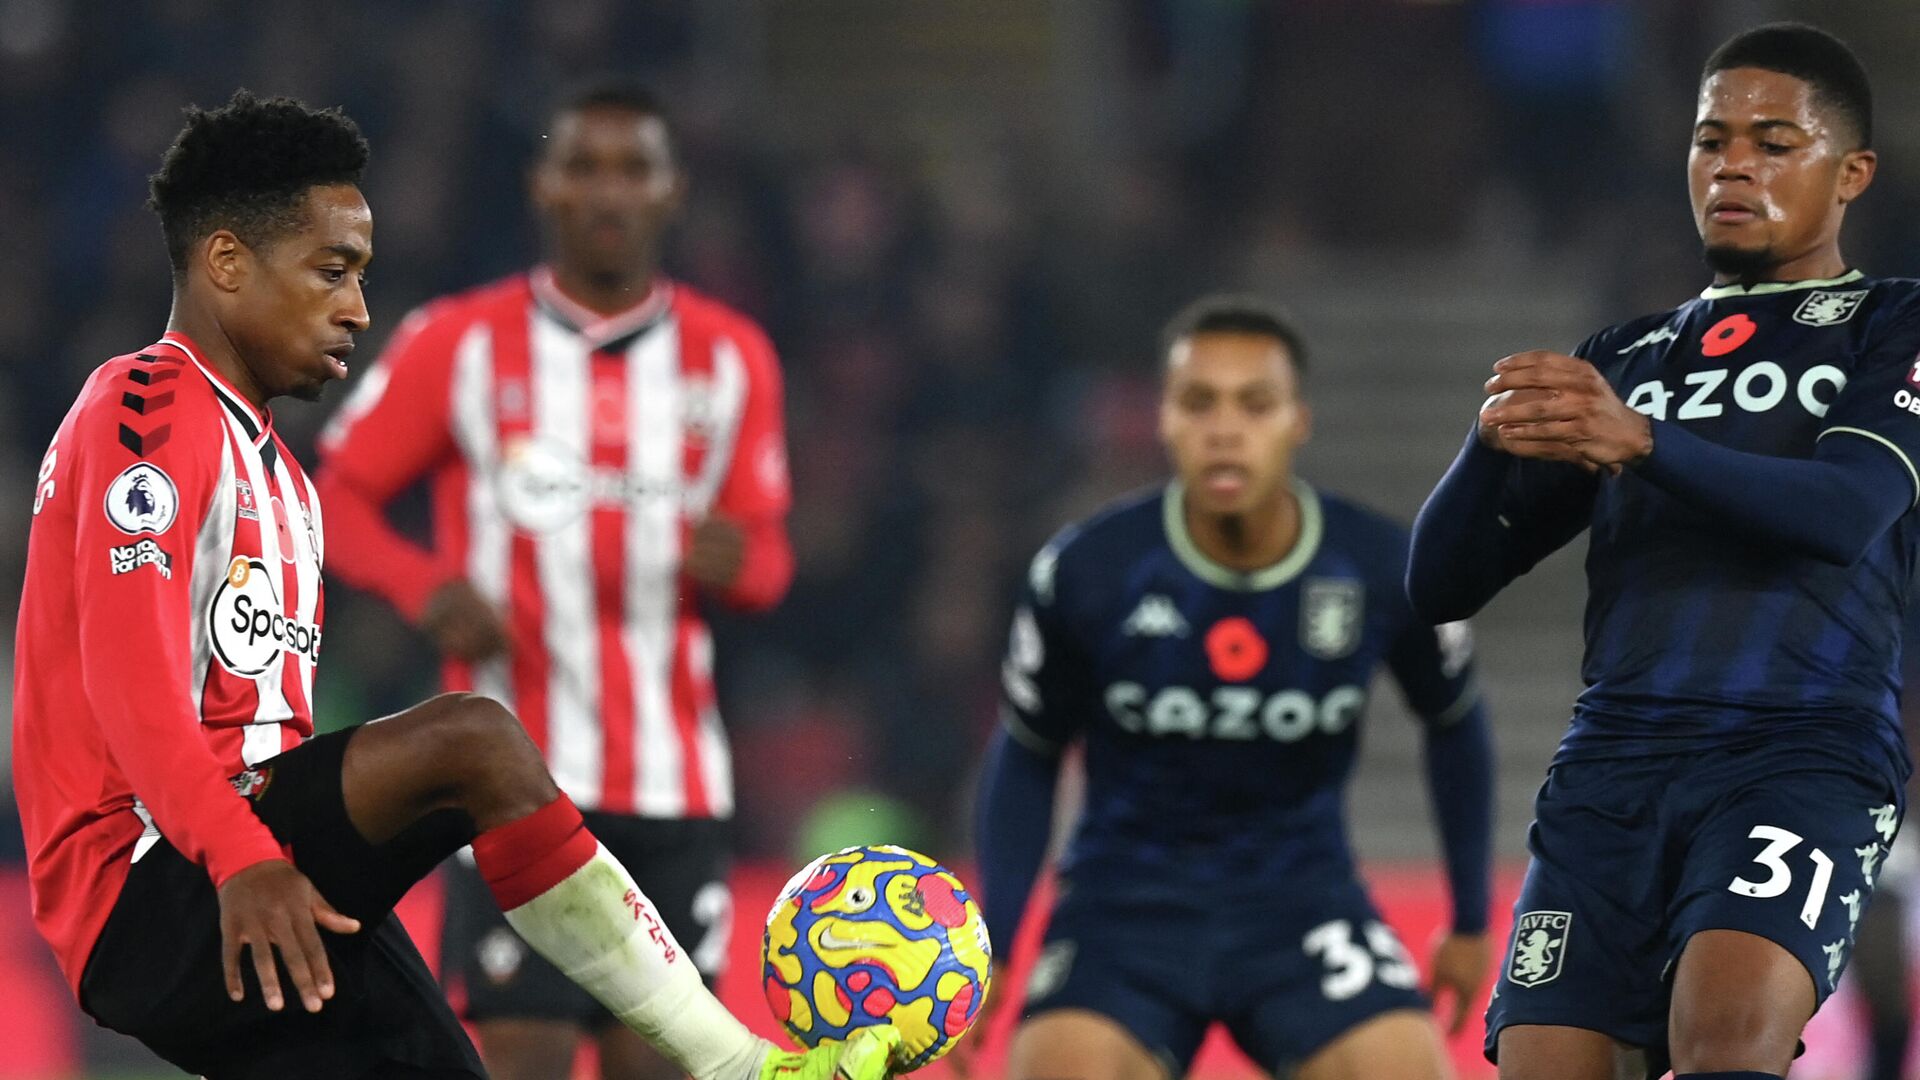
[224,184,371,403]
[1689,67,1875,282]
[1160,332,1310,517]
[532,107,683,280]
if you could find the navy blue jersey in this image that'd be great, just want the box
[1000,481,1478,897]
[1506,272,1920,778]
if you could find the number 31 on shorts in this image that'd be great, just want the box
[1728,824,1835,929]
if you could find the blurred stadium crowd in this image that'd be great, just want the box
[3,0,1920,869]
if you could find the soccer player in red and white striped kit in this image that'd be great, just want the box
[315,82,793,1080]
[12,90,890,1080]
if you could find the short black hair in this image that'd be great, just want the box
[148,90,369,274]
[1702,22,1872,149]
[552,77,668,126]
[1160,294,1309,376]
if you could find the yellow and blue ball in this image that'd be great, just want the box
[762,845,992,1068]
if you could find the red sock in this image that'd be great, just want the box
[472,795,599,910]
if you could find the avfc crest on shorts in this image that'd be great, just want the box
[1793,289,1869,327]
[1507,910,1570,987]
[1301,578,1364,660]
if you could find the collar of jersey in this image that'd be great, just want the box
[155,331,273,443]
[529,265,674,348]
[1698,268,1864,300]
[1162,478,1323,591]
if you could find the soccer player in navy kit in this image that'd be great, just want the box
[973,297,1496,1080]
[1409,24,1918,1080]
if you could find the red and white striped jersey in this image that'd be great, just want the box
[12,332,321,989]
[317,270,792,820]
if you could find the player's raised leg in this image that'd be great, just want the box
[1006,1010,1168,1080]
[335,692,899,1080]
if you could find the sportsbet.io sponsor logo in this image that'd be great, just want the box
[208,556,322,677]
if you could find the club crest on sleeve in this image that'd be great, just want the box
[103,462,178,535]
[1507,910,1570,987]
[1301,578,1364,660]
[1793,289,1869,327]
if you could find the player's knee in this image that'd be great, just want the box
[408,693,543,780]
[1668,1006,1800,1073]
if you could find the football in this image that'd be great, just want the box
[762,845,992,1068]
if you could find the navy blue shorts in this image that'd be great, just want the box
[1023,874,1427,1076]
[1484,740,1903,1073]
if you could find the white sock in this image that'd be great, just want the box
[502,843,770,1080]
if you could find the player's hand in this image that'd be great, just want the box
[419,577,510,661]
[1480,351,1653,471]
[685,516,746,590]
[1426,930,1490,1036]
[759,1025,905,1080]
[217,859,361,1013]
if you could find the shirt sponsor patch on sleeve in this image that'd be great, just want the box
[108,538,173,579]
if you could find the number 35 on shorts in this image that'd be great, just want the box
[1302,919,1419,1001]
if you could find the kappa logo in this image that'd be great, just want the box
[1824,938,1849,989]
[477,926,527,985]
[1025,940,1075,1002]
[1302,578,1364,660]
[1616,325,1680,354]
[1841,889,1866,931]
[1507,911,1570,988]
[1794,289,1870,327]
[1859,842,1887,885]
[1123,594,1189,638]
[1871,803,1900,844]
[104,462,178,535]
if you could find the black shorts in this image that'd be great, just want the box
[1485,739,1903,1077]
[443,813,731,1029]
[78,726,485,1080]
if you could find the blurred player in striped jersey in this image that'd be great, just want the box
[316,81,791,1080]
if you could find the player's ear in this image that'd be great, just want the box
[1838,148,1877,205]
[1291,400,1314,447]
[199,230,248,294]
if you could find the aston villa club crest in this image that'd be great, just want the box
[1507,910,1570,987]
[1793,289,1869,327]
[1301,577,1364,660]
